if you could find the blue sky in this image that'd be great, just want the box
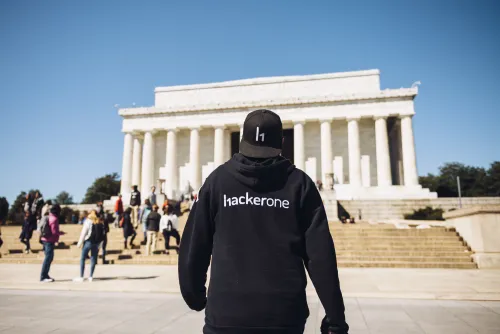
[1,0,499,204]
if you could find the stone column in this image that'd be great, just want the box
[375,117,392,187]
[400,115,419,186]
[120,132,134,194]
[293,122,305,170]
[189,127,201,192]
[347,118,362,187]
[214,126,225,167]
[141,131,155,197]
[224,129,231,160]
[131,135,143,190]
[320,120,333,184]
[165,129,177,199]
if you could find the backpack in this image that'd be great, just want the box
[89,223,105,244]
[38,216,51,238]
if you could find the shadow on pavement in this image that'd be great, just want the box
[53,276,159,282]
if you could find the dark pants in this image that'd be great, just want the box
[19,222,33,251]
[20,236,31,251]
[125,230,137,247]
[80,240,99,278]
[162,229,180,250]
[40,242,55,280]
[203,324,305,334]
[102,234,108,263]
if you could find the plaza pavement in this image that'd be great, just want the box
[1,264,500,301]
[1,289,500,333]
[1,264,500,333]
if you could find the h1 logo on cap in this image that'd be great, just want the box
[239,109,283,159]
[255,127,265,142]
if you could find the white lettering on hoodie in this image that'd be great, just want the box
[223,192,289,209]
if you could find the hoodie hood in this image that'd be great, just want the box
[224,153,295,191]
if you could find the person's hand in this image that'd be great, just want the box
[320,316,347,334]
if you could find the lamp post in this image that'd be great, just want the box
[457,176,462,208]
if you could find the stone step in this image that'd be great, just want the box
[0,257,476,269]
[336,255,473,263]
[334,245,469,251]
[333,242,465,247]
[332,235,461,241]
[0,217,474,269]
[337,261,477,269]
[336,250,472,257]
[329,230,457,235]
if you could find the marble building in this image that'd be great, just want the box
[118,69,436,203]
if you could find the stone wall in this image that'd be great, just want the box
[154,70,381,108]
[336,197,500,220]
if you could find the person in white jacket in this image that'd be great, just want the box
[160,206,180,255]
[73,211,105,282]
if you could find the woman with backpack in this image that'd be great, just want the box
[40,204,63,282]
[121,207,136,249]
[74,210,105,282]
[160,205,180,255]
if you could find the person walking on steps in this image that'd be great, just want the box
[39,204,64,282]
[149,186,157,206]
[130,185,141,228]
[101,211,113,264]
[121,207,136,249]
[139,199,152,245]
[20,193,36,253]
[32,191,45,222]
[114,194,124,228]
[74,210,105,282]
[160,205,180,255]
[145,205,161,255]
[95,201,104,219]
[178,109,349,334]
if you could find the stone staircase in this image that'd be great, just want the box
[0,217,476,268]
[331,223,476,268]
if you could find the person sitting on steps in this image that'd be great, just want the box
[160,205,180,255]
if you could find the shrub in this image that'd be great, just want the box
[404,206,444,221]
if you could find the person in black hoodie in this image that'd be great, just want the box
[179,109,349,334]
[145,205,161,255]
[129,185,141,228]
[121,207,136,249]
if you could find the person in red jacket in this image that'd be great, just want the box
[40,204,64,282]
[114,194,124,228]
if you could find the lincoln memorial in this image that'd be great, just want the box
[118,69,436,203]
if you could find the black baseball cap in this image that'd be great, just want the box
[239,109,283,158]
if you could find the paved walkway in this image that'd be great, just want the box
[1,289,499,333]
[1,264,500,301]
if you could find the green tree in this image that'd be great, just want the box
[419,174,439,193]
[0,197,9,223]
[82,173,120,204]
[485,161,500,196]
[437,162,487,197]
[55,191,74,205]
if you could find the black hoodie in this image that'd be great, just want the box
[179,153,348,334]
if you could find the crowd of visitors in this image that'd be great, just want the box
[10,185,184,283]
[117,185,182,255]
